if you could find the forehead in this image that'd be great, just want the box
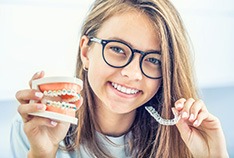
[97,11,161,51]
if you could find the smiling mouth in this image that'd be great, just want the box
[111,82,140,95]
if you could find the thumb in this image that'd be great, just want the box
[29,71,45,89]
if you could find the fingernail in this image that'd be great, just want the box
[189,114,195,121]
[182,112,188,118]
[171,108,178,116]
[35,92,43,98]
[176,103,183,109]
[193,120,199,126]
[36,71,41,76]
[37,104,46,110]
[51,121,57,126]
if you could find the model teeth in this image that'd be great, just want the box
[44,89,76,96]
[111,82,139,94]
[43,89,80,102]
[42,89,81,111]
[46,100,77,110]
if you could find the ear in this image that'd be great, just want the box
[80,35,90,69]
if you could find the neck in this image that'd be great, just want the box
[95,106,136,137]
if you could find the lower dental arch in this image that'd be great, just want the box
[46,100,77,110]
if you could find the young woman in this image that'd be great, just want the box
[11,0,229,157]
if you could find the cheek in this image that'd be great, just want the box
[87,56,109,94]
[88,58,105,81]
[87,50,103,78]
[147,80,161,97]
[87,49,114,81]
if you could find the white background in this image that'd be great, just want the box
[1,1,234,157]
[1,0,234,100]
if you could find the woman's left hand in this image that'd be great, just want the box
[174,98,229,158]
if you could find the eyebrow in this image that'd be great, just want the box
[105,36,161,53]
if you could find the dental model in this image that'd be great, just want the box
[145,106,180,125]
[30,76,83,125]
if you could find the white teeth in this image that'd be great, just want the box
[43,89,80,102]
[43,89,80,111]
[121,86,126,92]
[117,85,121,91]
[111,82,139,95]
[46,100,77,110]
[126,89,131,94]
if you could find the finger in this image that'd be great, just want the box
[193,110,209,127]
[29,71,45,88]
[18,103,46,123]
[16,89,44,104]
[181,98,195,119]
[29,117,58,128]
[174,98,186,111]
[176,117,192,142]
[188,99,204,122]
[24,117,58,135]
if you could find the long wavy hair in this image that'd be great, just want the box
[63,0,199,157]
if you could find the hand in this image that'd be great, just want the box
[174,98,229,158]
[16,71,77,158]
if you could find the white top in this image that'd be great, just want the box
[10,114,131,158]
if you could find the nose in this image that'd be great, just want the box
[120,54,143,81]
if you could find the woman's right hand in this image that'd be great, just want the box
[16,71,70,158]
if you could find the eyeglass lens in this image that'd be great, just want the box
[103,41,162,79]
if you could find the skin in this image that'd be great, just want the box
[16,71,71,158]
[16,11,228,158]
[175,98,229,157]
[80,11,161,136]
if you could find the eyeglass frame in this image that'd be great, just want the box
[88,36,162,80]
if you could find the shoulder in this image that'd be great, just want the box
[10,113,29,157]
[10,113,27,139]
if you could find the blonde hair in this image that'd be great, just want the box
[64,0,199,157]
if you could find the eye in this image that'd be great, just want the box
[110,46,125,54]
[147,58,161,65]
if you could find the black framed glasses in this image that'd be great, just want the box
[89,36,162,79]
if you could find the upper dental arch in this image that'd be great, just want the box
[111,82,139,94]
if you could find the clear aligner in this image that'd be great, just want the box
[145,106,180,125]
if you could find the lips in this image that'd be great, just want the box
[111,82,140,95]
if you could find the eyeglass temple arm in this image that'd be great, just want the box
[89,37,102,44]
